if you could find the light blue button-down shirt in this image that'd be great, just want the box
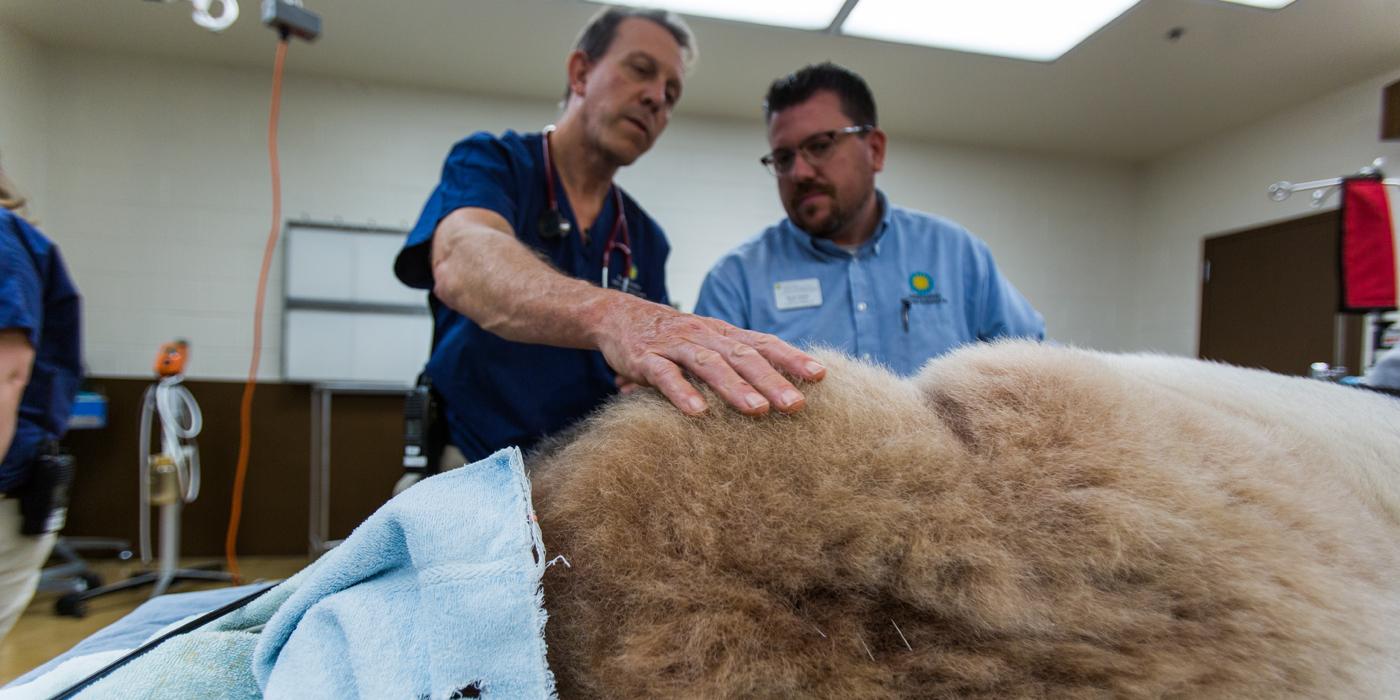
[695,193,1044,376]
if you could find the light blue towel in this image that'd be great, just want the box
[8,447,555,699]
[254,446,556,699]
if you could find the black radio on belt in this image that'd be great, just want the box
[402,374,446,478]
[17,441,74,536]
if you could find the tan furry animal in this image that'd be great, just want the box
[531,342,1400,698]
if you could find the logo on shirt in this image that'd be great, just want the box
[909,272,934,295]
[902,272,946,332]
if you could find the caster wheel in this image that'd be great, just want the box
[79,572,104,590]
[56,593,87,618]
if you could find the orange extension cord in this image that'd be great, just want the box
[226,38,289,582]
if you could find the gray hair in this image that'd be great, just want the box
[561,5,696,103]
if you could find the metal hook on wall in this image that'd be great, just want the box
[1268,158,1398,208]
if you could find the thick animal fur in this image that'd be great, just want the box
[530,342,1400,698]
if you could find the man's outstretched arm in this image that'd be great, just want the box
[429,207,826,416]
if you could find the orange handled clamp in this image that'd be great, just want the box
[154,339,189,377]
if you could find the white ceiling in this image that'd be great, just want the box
[3,0,1399,162]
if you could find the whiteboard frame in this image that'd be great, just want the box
[281,220,431,387]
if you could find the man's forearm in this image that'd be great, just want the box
[0,330,35,461]
[428,207,825,417]
[0,380,21,461]
[430,210,643,349]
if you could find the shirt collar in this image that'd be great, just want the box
[784,190,892,260]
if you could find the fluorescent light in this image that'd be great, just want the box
[841,0,1142,62]
[631,0,849,31]
[1216,0,1295,8]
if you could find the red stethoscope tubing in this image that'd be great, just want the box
[542,126,633,291]
[600,191,632,291]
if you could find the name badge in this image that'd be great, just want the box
[773,278,822,310]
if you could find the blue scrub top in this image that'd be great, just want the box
[0,209,83,493]
[395,130,670,461]
[695,193,1043,376]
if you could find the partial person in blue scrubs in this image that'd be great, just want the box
[394,7,826,464]
[695,63,1044,376]
[0,162,82,640]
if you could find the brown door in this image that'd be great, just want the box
[1199,211,1363,376]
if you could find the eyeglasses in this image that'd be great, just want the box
[759,125,873,177]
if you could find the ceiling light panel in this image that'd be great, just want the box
[1215,0,1296,8]
[841,0,1143,62]
[632,0,849,31]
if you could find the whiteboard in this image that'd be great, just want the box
[282,223,432,386]
[285,226,423,306]
[284,309,432,386]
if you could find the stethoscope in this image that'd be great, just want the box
[539,125,635,292]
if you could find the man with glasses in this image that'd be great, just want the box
[695,62,1043,375]
[396,8,825,468]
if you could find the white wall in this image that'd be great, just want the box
[880,144,1140,351]
[0,24,48,217]
[1136,67,1400,356]
[625,126,1142,353]
[23,45,1141,380]
[38,48,554,380]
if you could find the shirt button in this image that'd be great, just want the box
[861,353,872,361]
[856,302,868,312]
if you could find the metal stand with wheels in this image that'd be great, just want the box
[54,353,235,617]
[39,538,133,600]
[55,495,234,617]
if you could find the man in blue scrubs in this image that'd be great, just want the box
[395,8,826,464]
[695,63,1044,376]
[0,166,82,640]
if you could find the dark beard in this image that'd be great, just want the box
[791,183,844,238]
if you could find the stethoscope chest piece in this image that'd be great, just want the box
[538,207,572,241]
[540,125,633,291]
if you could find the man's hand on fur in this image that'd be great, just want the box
[593,297,826,416]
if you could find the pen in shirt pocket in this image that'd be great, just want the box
[901,298,911,333]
